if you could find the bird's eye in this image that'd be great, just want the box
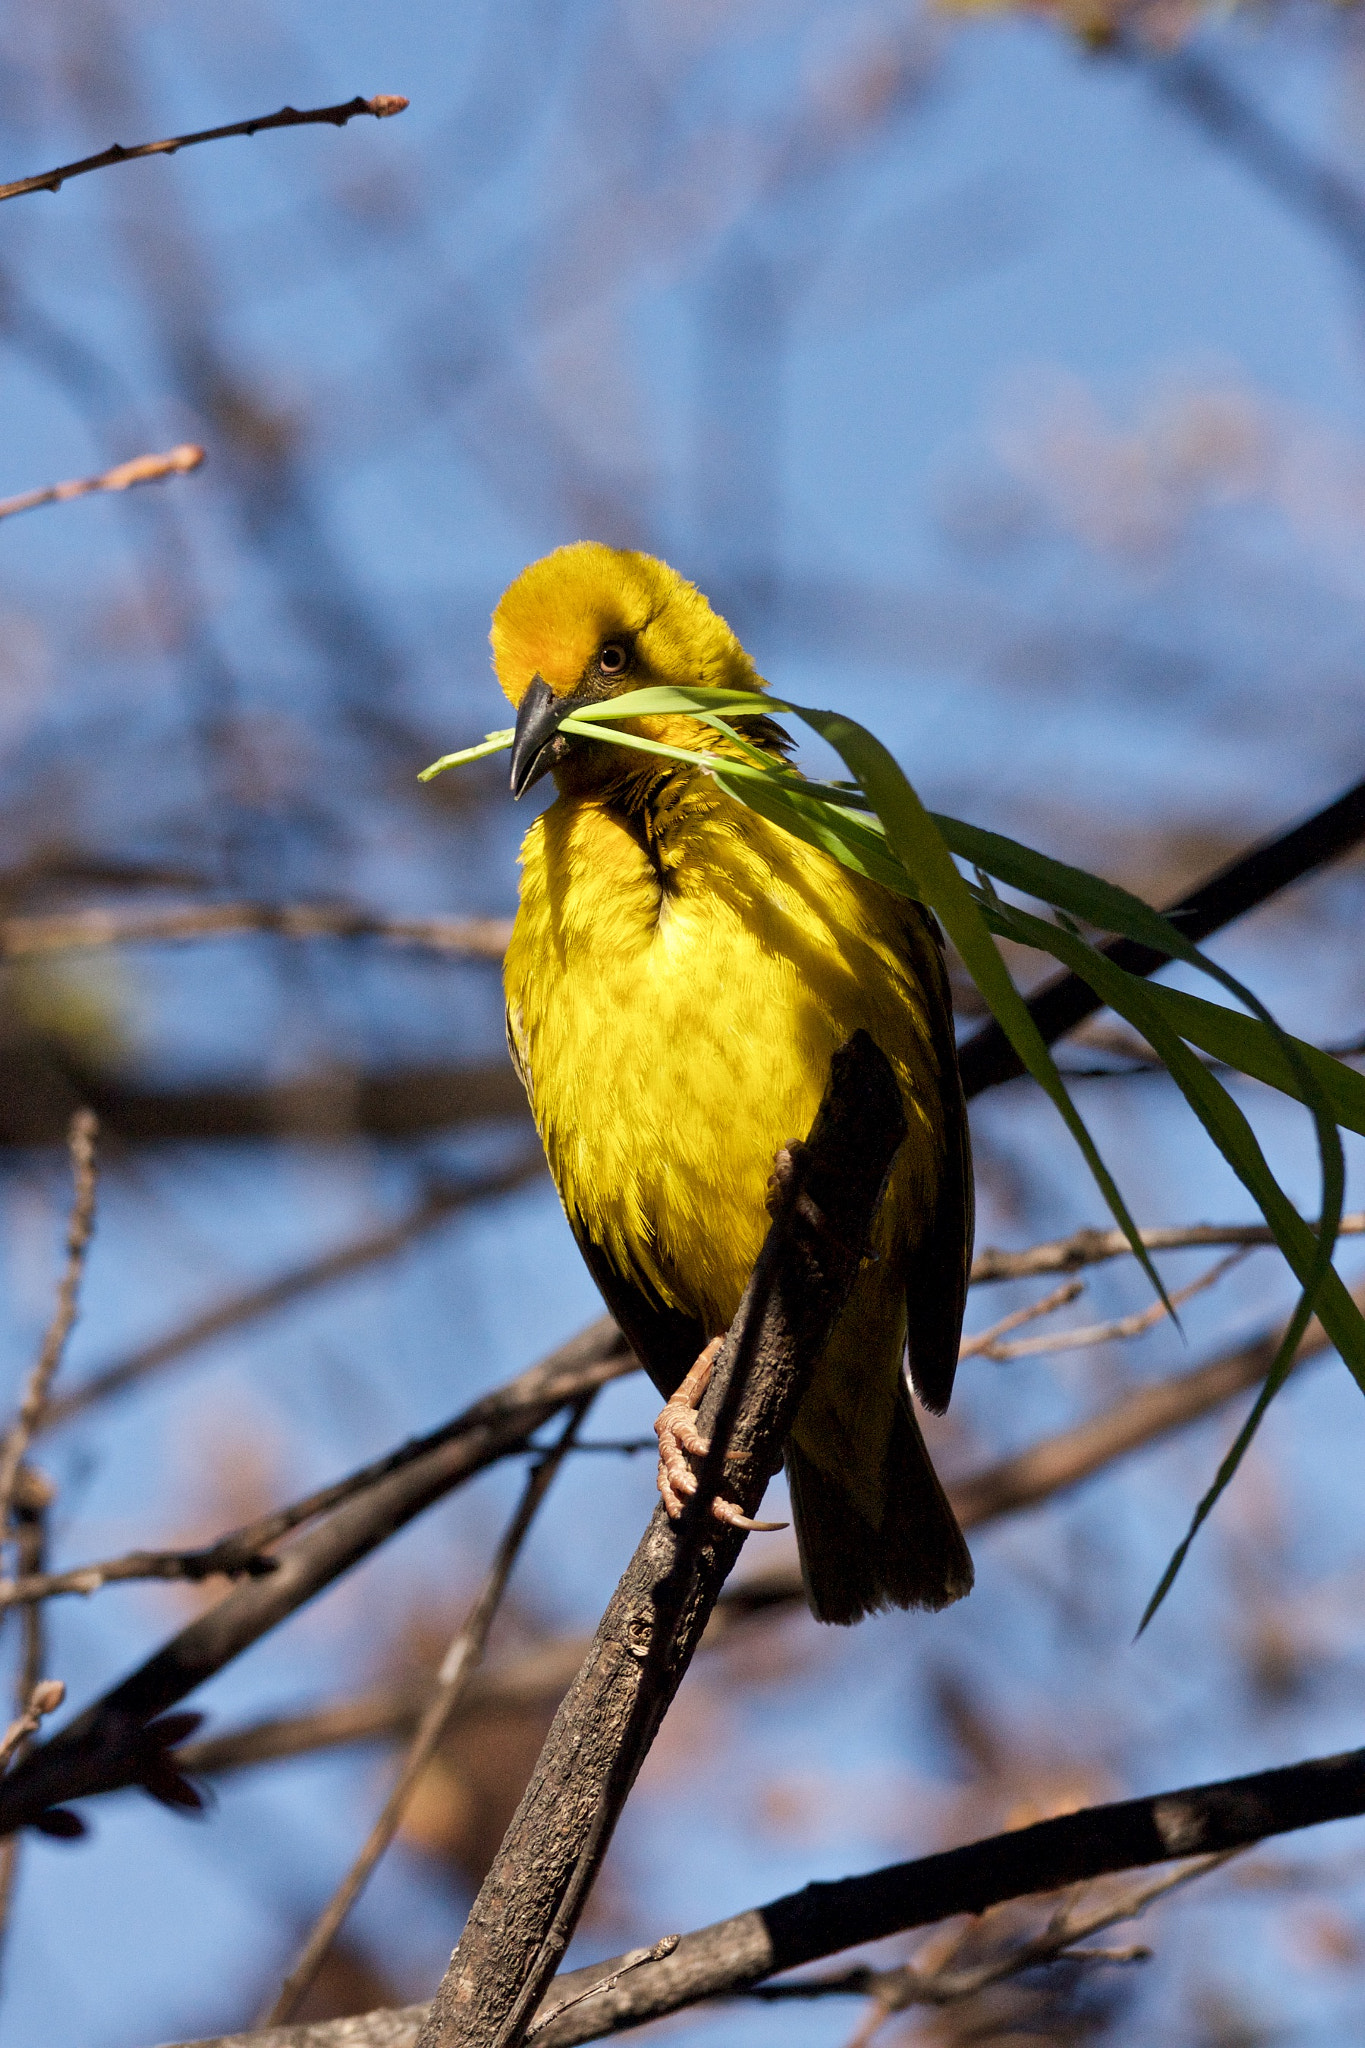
[598,641,629,675]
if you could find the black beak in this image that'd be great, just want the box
[510,675,571,800]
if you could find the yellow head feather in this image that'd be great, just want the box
[490,542,763,708]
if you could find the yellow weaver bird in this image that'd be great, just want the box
[495,543,974,1625]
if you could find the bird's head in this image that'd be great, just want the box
[491,543,767,800]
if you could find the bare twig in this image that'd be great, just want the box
[414,1034,908,2048]
[0,1320,635,1834]
[0,1113,98,1527]
[969,1212,1365,1283]
[973,1250,1247,1361]
[1,902,512,965]
[0,1684,64,1774]
[266,1404,595,2026]
[748,1854,1231,2020]
[0,95,408,205]
[0,1476,55,1959]
[523,1940,680,2044]
[949,1277,1349,1529]
[958,1279,1084,1358]
[0,445,203,524]
[45,1157,542,1431]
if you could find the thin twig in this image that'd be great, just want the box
[974,1250,1247,1361]
[0,1113,98,1528]
[0,902,512,965]
[524,1940,680,2043]
[958,1279,1084,1358]
[969,1212,1365,1284]
[45,1158,540,1432]
[265,1402,595,2026]
[0,445,203,523]
[0,95,408,205]
[0,1685,64,1775]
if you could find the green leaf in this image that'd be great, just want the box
[792,707,1172,1313]
[1138,1287,1319,1634]
[1142,983,1365,1136]
[976,889,1360,1619]
[934,810,1346,1340]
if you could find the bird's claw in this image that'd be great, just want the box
[654,1336,787,1534]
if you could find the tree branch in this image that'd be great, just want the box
[414,1033,908,2048]
[173,1276,1352,1784]
[0,96,408,205]
[45,1158,542,1432]
[149,1735,1365,2048]
[0,1322,633,1834]
[0,444,204,523]
[264,1406,593,2026]
[0,903,511,963]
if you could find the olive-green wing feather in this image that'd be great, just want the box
[901,906,974,1416]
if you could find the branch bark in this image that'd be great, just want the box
[0,902,511,963]
[173,1275,1353,1783]
[414,1032,908,2048]
[0,95,408,205]
[154,1735,1365,2048]
[0,1322,633,1834]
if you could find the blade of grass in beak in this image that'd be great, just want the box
[420,729,514,780]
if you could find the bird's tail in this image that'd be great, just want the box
[785,1384,974,1626]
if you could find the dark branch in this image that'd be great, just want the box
[525,1743,1365,2045]
[0,1322,633,1834]
[150,1739,1365,2048]
[0,96,408,205]
[958,772,1365,1096]
[173,1277,1349,1784]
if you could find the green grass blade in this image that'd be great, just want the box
[1137,1288,1319,1634]
[419,729,514,779]
[983,894,1360,1379]
[933,810,1346,1342]
[790,708,1170,1311]
[1142,984,1365,1135]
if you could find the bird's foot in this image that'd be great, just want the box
[654,1337,787,1534]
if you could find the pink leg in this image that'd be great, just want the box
[654,1337,787,1534]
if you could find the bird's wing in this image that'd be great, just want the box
[565,1216,708,1404]
[901,906,974,1416]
